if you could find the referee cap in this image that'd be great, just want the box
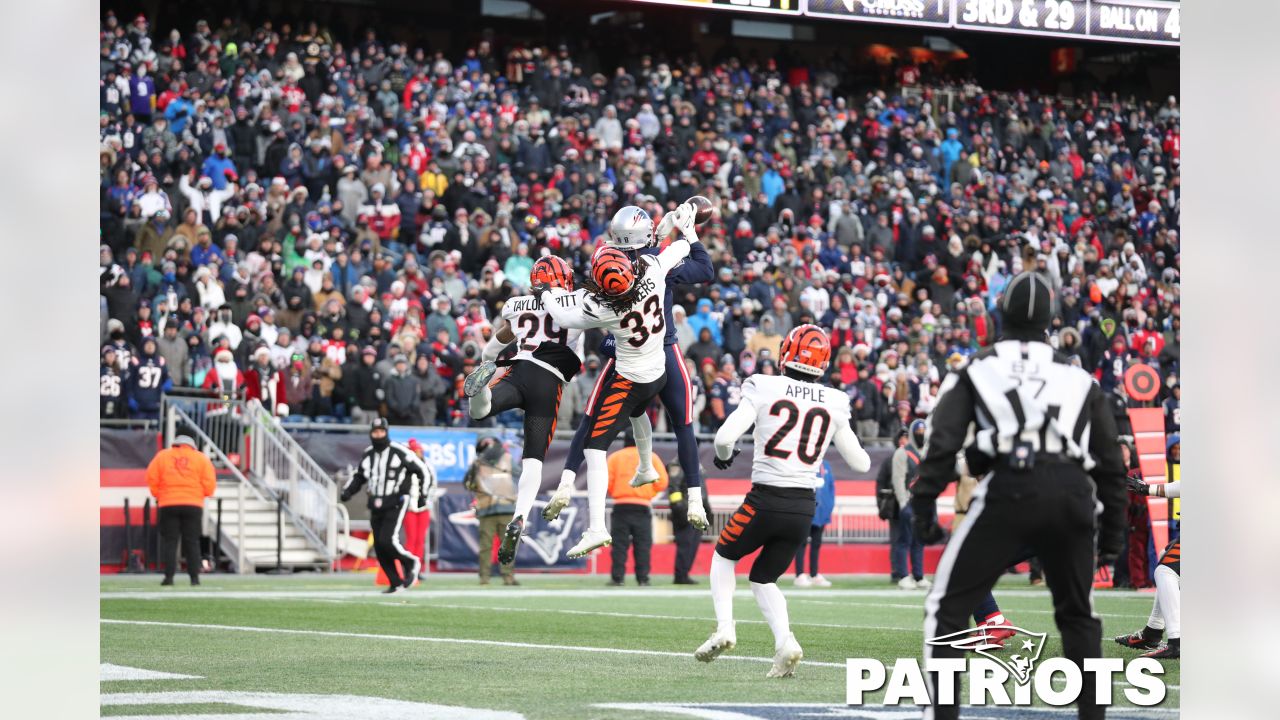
[172,435,197,448]
[1000,271,1053,335]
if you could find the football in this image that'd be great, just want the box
[687,195,715,225]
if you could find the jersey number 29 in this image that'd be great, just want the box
[763,400,831,464]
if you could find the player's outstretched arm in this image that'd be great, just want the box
[832,424,872,473]
[538,288,599,330]
[656,205,694,273]
[713,401,756,462]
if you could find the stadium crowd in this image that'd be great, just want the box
[99,10,1181,444]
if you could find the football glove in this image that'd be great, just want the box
[911,498,945,545]
[713,448,740,470]
[598,334,616,359]
[530,281,551,297]
[1126,476,1149,494]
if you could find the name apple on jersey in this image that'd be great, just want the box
[784,383,826,402]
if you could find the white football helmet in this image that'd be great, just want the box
[606,206,654,250]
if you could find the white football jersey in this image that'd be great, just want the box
[543,240,689,384]
[740,374,854,489]
[500,294,585,383]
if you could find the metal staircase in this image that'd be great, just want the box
[161,393,345,573]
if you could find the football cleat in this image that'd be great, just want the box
[766,634,803,678]
[463,361,498,397]
[1141,641,1179,660]
[498,515,524,565]
[542,485,572,521]
[381,584,402,595]
[566,528,612,558]
[687,503,710,532]
[977,617,1018,648]
[694,628,737,662]
[630,465,661,488]
[1115,629,1163,650]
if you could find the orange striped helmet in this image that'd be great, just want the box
[591,246,635,297]
[530,255,574,291]
[779,324,831,377]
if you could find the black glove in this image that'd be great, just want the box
[713,448,740,470]
[530,281,550,297]
[1097,551,1119,569]
[339,490,353,502]
[1126,476,1149,494]
[964,444,994,478]
[911,498,945,545]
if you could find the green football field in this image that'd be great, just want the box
[100,573,1179,719]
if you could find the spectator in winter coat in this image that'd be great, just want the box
[685,298,722,348]
[382,355,422,424]
[245,346,288,415]
[156,318,190,386]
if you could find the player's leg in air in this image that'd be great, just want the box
[543,351,616,522]
[1115,539,1180,658]
[567,371,667,558]
[697,500,808,677]
[646,342,708,530]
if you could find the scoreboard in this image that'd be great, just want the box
[617,0,1180,46]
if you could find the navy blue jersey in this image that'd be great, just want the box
[709,376,742,417]
[636,240,713,346]
[127,354,171,413]
[100,365,128,418]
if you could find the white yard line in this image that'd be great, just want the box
[100,618,849,669]
[297,598,920,633]
[100,587,1155,602]
[790,597,1150,618]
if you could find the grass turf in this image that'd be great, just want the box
[101,573,1179,719]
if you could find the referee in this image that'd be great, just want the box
[911,272,1127,720]
[340,418,424,593]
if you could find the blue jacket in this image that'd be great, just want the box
[686,298,722,347]
[164,98,194,134]
[201,155,237,190]
[762,169,784,206]
[813,462,837,527]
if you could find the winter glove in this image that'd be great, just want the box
[1126,476,1149,494]
[963,444,994,478]
[911,497,945,545]
[713,448,740,470]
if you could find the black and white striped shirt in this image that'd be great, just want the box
[914,340,1126,503]
[343,442,422,502]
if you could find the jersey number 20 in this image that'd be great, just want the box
[763,400,831,464]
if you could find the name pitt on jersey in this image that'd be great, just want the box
[786,383,826,402]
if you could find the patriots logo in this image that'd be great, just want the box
[524,503,579,564]
[926,625,1048,685]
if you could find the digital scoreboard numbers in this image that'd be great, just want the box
[805,1,953,28]
[954,0,1088,39]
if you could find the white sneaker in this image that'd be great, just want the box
[630,465,661,488]
[916,577,932,590]
[566,528,612,558]
[898,576,918,590]
[687,504,710,531]
[810,574,832,588]
[766,634,803,678]
[793,573,812,588]
[541,485,572,521]
[694,628,737,662]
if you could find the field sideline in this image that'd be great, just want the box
[101,574,1180,719]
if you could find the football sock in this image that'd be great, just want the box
[973,592,1001,625]
[469,386,492,419]
[631,415,654,476]
[1154,564,1180,639]
[673,422,702,487]
[513,458,542,523]
[558,468,576,491]
[585,449,608,531]
[710,552,737,635]
[1146,591,1166,631]
[751,581,792,651]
